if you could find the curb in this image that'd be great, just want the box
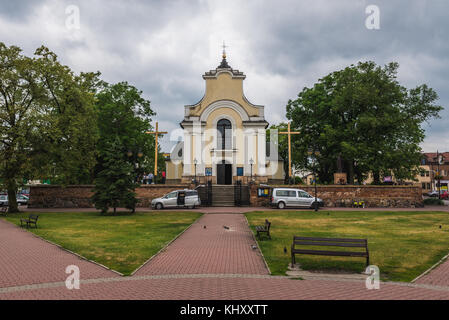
[412,251,449,283]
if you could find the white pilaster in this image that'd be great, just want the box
[257,128,266,176]
[183,129,192,175]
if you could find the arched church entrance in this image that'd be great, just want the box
[217,119,233,185]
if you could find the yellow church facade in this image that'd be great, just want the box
[166,53,284,185]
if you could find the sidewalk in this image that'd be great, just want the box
[20,205,449,214]
[0,220,119,288]
[2,213,449,300]
[134,214,269,276]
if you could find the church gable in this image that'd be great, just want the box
[167,48,284,186]
[183,52,265,122]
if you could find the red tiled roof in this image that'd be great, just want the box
[423,152,449,163]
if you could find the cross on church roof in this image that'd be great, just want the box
[218,41,231,69]
[222,41,227,59]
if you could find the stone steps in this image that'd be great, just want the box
[212,185,235,206]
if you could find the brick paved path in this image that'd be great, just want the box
[0,220,119,288]
[2,214,449,300]
[134,214,269,276]
[3,275,449,300]
[415,254,449,286]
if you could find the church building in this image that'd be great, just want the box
[165,50,284,185]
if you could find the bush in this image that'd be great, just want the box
[423,198,444,206]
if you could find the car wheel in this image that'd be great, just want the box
[155,203,163,210]
[277,201,286,209]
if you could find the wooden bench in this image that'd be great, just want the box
[291,236,369,266]
[256,219,271,240]
[0,206,8,216]
[20,214,39,229]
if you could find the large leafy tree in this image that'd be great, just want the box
[92,82,157,213]
[286,61,442,184]
[0,43,99,212]
[31,46,99,185]
[0,43,45,212]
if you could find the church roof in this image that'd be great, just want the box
[218,55,230,69]
[203,50,246,79]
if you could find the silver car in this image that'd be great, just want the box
[151,190,201,210]
[271,188,323,209]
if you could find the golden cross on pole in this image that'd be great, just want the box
[146,122,167,177]
[279,122,300,179]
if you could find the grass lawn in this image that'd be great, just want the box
[246,210,449,282]
[4,211,201,275]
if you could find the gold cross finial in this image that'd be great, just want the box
[222,41,227,59]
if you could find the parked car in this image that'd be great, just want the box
[271,188,324,209]
[0,195,8,206]
[151,190,201,210]
[441,191,449,200]
[17,194,29,205]
[0,194,29,206]
[427,190,445,197]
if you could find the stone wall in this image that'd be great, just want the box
[28,185,190,208]
[29,183,423,209]
[249,184,423,208]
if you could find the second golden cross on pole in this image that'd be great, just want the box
[146,122,167,178]
[279,122,300,180]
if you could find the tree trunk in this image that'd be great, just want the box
[6,179,19,213]
[113,206,116,215]
[348,160,355,185]
[373,171,381,185]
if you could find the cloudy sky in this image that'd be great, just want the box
[1,0,448,153]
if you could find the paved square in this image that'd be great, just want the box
[2,213,449,300]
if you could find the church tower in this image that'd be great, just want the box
[165,48,284,185]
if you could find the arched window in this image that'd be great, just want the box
[217,119,232,150]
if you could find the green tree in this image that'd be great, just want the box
[91,138,137,214]
[286,61,442,184]
[0,43,45,212]
[31,46,99,185]
[92,82,156,212]
[0,43,100,212]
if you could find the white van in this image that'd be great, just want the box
[271,188,324,209]
[151,190,201,210]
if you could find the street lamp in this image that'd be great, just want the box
[249,158,254,183]
[308,148,321,212]
[194,158,198,186]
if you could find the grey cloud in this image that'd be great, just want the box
[0,0,447,152]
